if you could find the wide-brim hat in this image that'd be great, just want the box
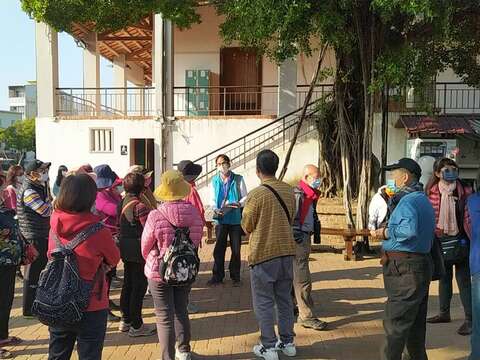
[177,160,202,182]
[154,170,191,201]
[128,165,153,179]
[94,164,118,189]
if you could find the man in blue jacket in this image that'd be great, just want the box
[371,158,435,360]
[468,171,480,360]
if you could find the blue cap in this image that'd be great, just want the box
[94,164,117,189]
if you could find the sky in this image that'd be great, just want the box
[0,0,113,111]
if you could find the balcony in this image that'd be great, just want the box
[55,84,334,119]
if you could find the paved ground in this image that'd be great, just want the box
[6,242,471,360]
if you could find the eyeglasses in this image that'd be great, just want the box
[217,162,230,167]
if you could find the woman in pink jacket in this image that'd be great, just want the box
[142,170,203,360]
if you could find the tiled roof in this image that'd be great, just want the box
[398,114,480,135]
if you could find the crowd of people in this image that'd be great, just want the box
[0,150,478,360]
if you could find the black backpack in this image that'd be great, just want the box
[159,221,200,286]
[32,223,104,327]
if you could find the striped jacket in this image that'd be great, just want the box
[426,181,472,238]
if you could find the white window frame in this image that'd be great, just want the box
[89,128,114,153]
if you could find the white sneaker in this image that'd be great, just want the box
[128,323,157,337]
[175,351,192,360]
[118,320,130,332]
[253,344,279,360]
[275,340,297,357]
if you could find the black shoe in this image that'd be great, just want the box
[109,300,121,311]
[232,280,242,287]
[293,306,299,317]
[301,318,329,331]
[427,313,451,324]
[457,320,472,336]
[108,311,121,322]
[206,279,222,287]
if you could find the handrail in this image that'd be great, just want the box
[192,100,324,163]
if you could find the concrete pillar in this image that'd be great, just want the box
[83,32,101,116]
[278,58,297,117]
[35,22,58,118]
[153,13,174,178]
[113,54,127,115]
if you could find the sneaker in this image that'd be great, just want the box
[232,279,242,287]
[253,344,279,360]
[108,311,121,322]
[457,320,472,336]
[175,351,192,360]
[128,323,157,337]
[187,302,199,314]
[427,313,451,324]
[119,320,131,332]
[301,318,328,331]
[206,279,222,287]
[275,340,297,357]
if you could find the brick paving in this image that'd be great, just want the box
[5,242,470,360]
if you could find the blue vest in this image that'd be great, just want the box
[212,172,243,225]
[468,194,480,276]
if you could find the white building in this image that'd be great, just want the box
[35,6,480,193]
[9,81,37,119]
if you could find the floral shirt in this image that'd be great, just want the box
[0,207,24,266]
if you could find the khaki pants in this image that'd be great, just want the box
[293,232,315,321]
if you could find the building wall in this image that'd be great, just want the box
[372,112,409,166]
[0,111,22,128]
[36,117,163,185]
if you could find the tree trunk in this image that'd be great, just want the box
[279,45,328,181]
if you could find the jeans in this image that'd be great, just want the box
[120,262,148,329]
[23,236,48,316]
[293,232,316,321]
[250,256,295,349]
[48,309,108,360]
[438,259,472,320]
[148,279,191,360]
[470,273,480,360]
[381,255,432,360]
[212,224,242,282]
[0,265,16,340]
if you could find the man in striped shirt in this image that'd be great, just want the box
[17,159,52,317]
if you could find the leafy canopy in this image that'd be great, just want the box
[0,118,36,152]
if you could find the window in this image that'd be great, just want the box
[419,142,446,158]
[90,128,113,153]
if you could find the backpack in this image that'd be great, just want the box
[159,220,200,286]
[32,223,104,327]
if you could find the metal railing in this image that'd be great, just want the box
[56,87,155,117]
[191,97,330,188]
[403,82,480,114]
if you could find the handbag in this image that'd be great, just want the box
[431,236,446,281]
[438,235,469,263]
[22,242,39,265]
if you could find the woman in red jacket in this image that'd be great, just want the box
[425,158,472,336]
[47,174,120,360]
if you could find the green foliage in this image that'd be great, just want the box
[20,0,200,32]
[0,118,36,152]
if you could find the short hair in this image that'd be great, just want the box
[56,174,97,213]
[256,149,279,176]
[215,154,230,165]
[123,172,145,196]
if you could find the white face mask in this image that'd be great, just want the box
[218,164,230,175]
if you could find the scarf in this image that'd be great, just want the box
[121,193,140,224]
[299,180,320,225]
[387,181,424,216]
[186,182,206,224]
[437,181,459,236]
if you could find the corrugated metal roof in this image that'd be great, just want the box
[398,115,479,135]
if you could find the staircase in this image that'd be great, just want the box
[192,101,323,189]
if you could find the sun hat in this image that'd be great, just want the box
[24,160,51,174]
[127,165,153,179]
[153,170,191,202]
[94,164,118,189]
[177,160,203,182]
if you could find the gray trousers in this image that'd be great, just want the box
[381,255,432,360]
[148,279,191,360]
[293,232,316,320]
[250,256,295,348]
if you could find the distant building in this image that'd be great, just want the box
[8,81,37,119]
[0,110,22,128]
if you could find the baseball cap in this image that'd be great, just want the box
[384,158,422,179]
[25,160,51,174]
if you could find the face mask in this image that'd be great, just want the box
[442,168,458,183]
[218,164,230,175]
[385,179,398,196]
[144,177,152,188]
[309,178,322,189]
[61,171,68,177]
[116,185,124,194]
